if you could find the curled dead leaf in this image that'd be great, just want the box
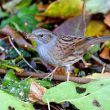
[104,12,110,27]
[29,81,47,104]
[99,47,110,60]
[1,25,33,49]
[55,67,66,75]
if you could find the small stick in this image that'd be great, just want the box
[0,68,93,84]
[8,36,39,73]
[91,54,110,70]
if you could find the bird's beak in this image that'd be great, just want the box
[25,33,36,40]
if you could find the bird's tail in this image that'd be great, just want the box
[85,36,110,47]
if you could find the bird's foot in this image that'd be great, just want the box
[43,67,58,80]
[80,57,91,67]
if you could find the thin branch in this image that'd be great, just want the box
[8,36,39,73]
[0,68,93,84]
[91,54,110,70]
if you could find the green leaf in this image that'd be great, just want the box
[15,78,31,100]
[86,0,110,14]
[0,15,38,32]
[0,60,24,72]
[1,71,31,100]
[16,0,32,9]
[43,0,82,17]
[17,4,39,17]
[88,44,101,54]
[0,4,39,32]
[0,60,15,65]
[2,71,31,100]
[0,16,20,28]
[0,8,9,18]
[0,89,34,110]
[84,44,101,60]
[105,41,110,49]
[7,48,31,59]
[36,79,53,88]
[19,15,38,32]
[43,79,110,110]
[2,69,20,86]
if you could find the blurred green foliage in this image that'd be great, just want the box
[0,4,40,32]
[2,69,31,100]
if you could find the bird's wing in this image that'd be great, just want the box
[54,35,85,58]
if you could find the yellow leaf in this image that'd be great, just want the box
[84,20,110,36]
[43,0,83,18]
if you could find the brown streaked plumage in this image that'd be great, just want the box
[32,28,110,70]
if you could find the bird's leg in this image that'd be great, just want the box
[101,63,106,74]
[43,66,59,80]
[74,53,91,67]
[80,57,91,67]
[65,65,74,81]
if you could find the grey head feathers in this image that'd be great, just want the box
[32,28,57,45]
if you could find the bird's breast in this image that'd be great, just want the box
[37,46,58,66]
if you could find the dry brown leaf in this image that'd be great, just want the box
[99,47,110,60]
[35,15,46,22]
[104,12,110,27]
[37,3,48,11]
[53,15,91,36]
[54,67,75,77]
[29,81,46,104]
[54,67,66,75]
[1,25,33,49]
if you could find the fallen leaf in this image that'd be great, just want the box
[53,15,91,36]
[54,67,66,75]
[0,89,34,110]
[99,47,110,60]
[35,15,46,22]
[43,79,110,110]
[1,25,33,48]
[84,20,110,36]
[29,81,46,104]
[43,0,83,18]
[104,12,110,27]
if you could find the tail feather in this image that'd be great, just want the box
[85,36,110,46]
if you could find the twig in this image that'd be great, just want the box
[91,54,110,70]
[8,36,39,73]
[0,68,93,84]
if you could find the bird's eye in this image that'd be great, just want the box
[40,34,43,37]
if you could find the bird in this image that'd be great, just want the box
[31,28,110,80]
